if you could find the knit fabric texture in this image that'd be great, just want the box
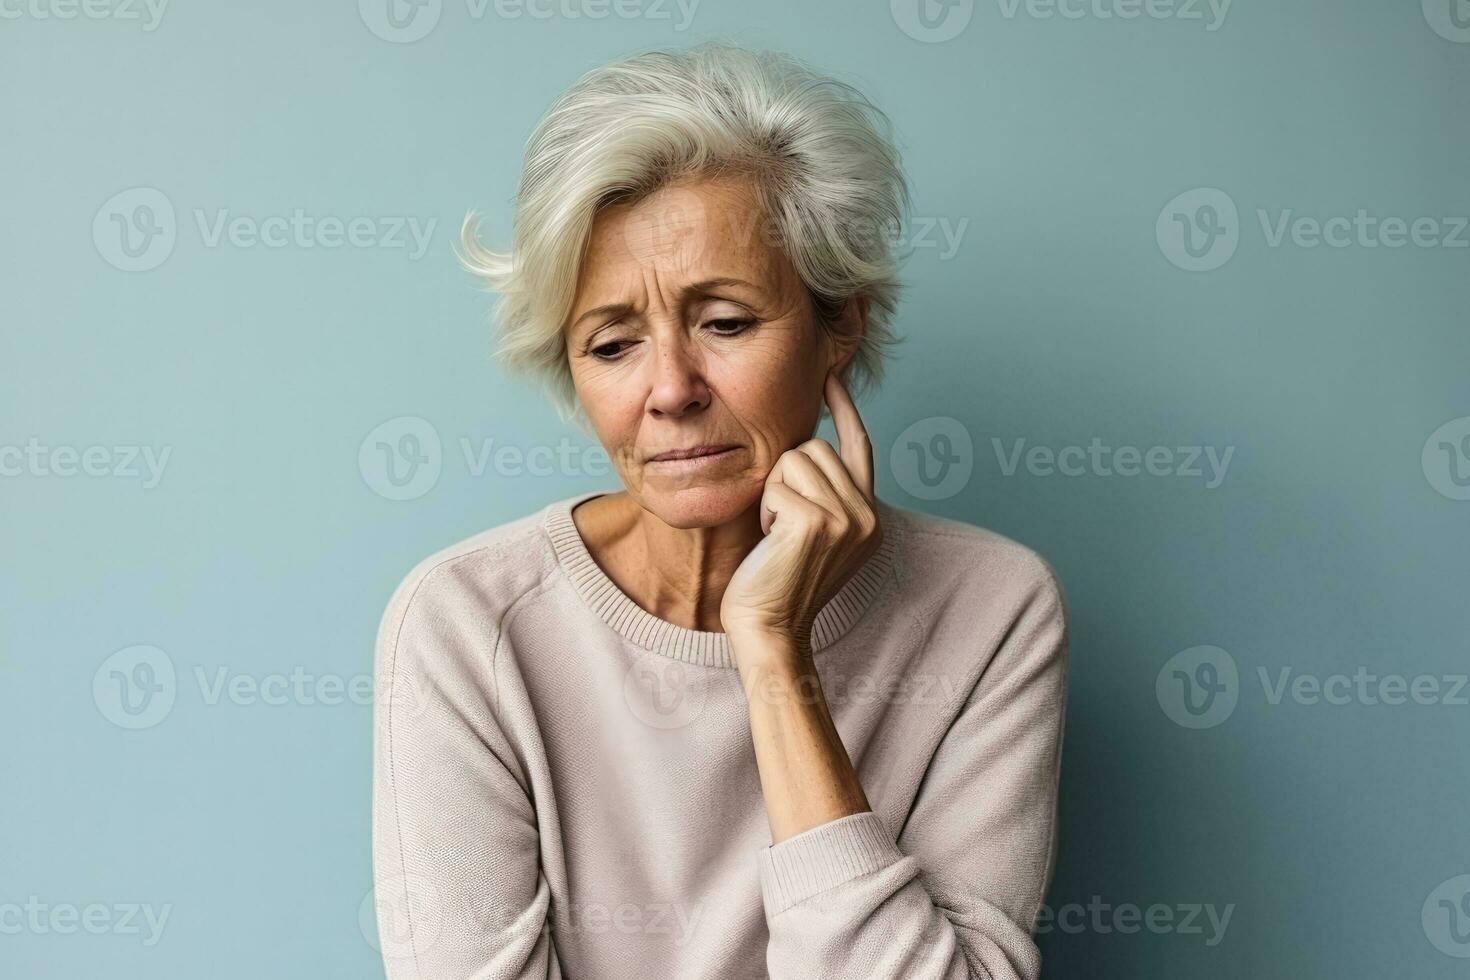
[372,489,1069,979]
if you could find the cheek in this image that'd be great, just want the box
[711,359,800,412]
[707,340,822,441]
[573,368,641,456]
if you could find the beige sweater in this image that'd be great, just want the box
[372,490,1069,979]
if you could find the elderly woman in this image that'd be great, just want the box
[372,42,1069,980]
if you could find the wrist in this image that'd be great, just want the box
[736,644,827,711]
[726,623,811,661]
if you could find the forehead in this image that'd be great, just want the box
[573,176,796,303]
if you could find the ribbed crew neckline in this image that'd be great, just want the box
[542,489,898,669]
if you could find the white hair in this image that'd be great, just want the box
[458,41,910,425]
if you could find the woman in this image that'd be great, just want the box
[372,42,1069,980]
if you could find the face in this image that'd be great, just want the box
[565,176,859,529]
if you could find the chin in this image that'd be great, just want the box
[639,480,762,529]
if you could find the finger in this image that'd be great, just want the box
[824,372,874,499]
[759,451,788,534]
[794,438,867,515]
[760,479,826,536]
[772,447,843,519]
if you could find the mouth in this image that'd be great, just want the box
[647,444,741,464]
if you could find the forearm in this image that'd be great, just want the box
[733,631,871,844]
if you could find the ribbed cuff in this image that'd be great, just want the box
[757,811,905,915]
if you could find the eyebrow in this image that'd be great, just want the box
[569,277,760,333]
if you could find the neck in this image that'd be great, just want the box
[575,491,762,633]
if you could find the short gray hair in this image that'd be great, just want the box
[459,42,910,424]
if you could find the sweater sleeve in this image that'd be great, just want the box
[371,565,562,980]
[755,557,1069,980]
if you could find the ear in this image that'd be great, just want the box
[827,294,869,374]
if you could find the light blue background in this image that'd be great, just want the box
[3,0,1467,977]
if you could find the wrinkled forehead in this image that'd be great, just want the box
[574,178,798,306]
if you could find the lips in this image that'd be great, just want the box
[647,445,739,462]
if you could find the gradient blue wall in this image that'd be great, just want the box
[3,0,1467,976]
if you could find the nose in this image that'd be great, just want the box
[645,332,710,419]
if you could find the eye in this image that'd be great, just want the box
[589,340,636,361]
[706,318,755,337]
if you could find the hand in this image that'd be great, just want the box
[720,371,883,658]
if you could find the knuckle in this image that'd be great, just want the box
[799,438,835,458]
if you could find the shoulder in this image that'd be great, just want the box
[375,499,561,659]
[876,500,1069,699]
[876,497,1069,638]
